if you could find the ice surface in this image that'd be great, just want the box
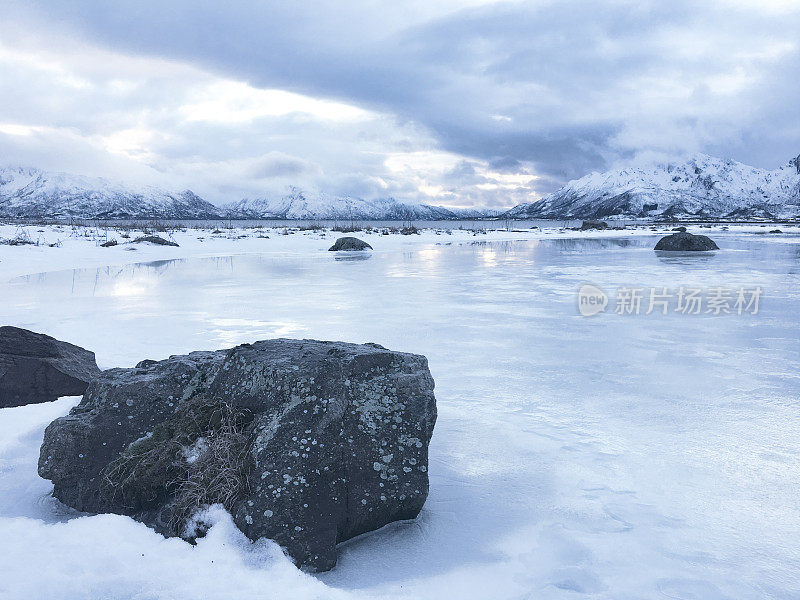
[1,227,799,599]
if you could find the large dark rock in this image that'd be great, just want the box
[654,231,719,251]
[132,235,179,247]
[0,327,100,408]
[579,220,609,231]
[328,237,372,251]
[39,339,436,571]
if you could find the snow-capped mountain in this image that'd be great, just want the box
[0,167,222,220]
[223,187,496,220]
[505,154,800,220]
[0,167,497,221]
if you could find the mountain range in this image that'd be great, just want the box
[224,188,495,220]
[505,154,800,220]
[0,167,495,221]
[0,167,220,220]
[2,154,799,221]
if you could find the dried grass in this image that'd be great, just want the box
[100,396,252,537]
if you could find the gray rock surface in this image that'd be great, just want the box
[579,220,609,230]
[328,237,372,251]
[39,339,436,571]
[0,326,100,408]
[654,232,719,251]
[132,235,179,247]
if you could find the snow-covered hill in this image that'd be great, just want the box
[0,167,497,221]
[505,154,800,220]
[223,187,495,220]
[0,167,222,220]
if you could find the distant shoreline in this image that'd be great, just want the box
[1,216,799,228]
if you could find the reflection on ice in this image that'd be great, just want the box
[140,259,182,270]
[207,318,305,345]
[333,252,372,262]
[655,250,719,265]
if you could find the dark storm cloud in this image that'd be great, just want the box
[4,0,800,199]
[245,153,318,179]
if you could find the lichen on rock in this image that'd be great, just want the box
[38,339,437,571]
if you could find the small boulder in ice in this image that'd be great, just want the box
[0,326,100,407]
[654,232,719,251]
[328,236,372,251]
[579,220,609,231]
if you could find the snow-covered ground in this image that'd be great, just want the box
[1,221,799,599]
[0,220,794,283]
[0,221,542,281]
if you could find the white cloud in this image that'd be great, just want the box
[0,48,416,204]
[0,23,533,208]
[1,0,799,208]
[179,81,371,124]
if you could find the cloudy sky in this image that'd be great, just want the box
[2,0,799,208]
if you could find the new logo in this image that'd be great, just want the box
[577,283,608,316]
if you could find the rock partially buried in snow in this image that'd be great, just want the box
[0,326,100,408]
[579,220,609,231]
[132,235,179,247]
[38,339,436,571]
[328,236,372,251]
[654,232,719,251]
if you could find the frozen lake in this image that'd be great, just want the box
[1,232,799,599]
